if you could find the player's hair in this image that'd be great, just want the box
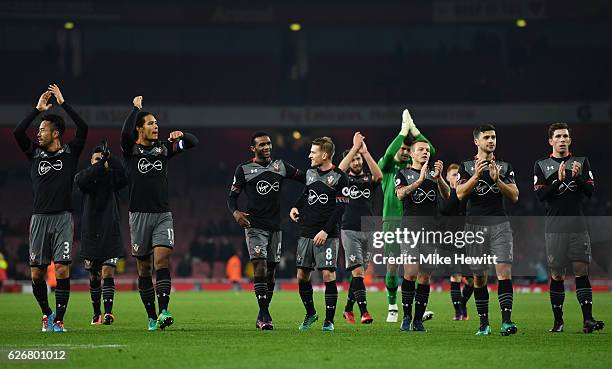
[134,111,154,139]
[136,111,154,128]
[41,114,65,137]
[342,149,362,159]
[446,163,460,174]
[251,131,270,146]
[473,124,496,139]
[410,138,429,148]
[402,136,412,146]
[312,136,335,158]
[548,122,571,139]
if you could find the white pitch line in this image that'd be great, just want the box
[3,344,127,349]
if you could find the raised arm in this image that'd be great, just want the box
[166,131,199,159]
[360,141,383,183]
[121,96,142,153]
[14,91,52,156]
[48,84,88,154]
[378,110,413,171]
[339,132,364,172]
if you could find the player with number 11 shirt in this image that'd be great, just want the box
[121,96,198,331]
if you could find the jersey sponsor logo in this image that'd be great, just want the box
[411,188,436,203]
[474,180,500,195]
[308,189,329,205]
[256,180,280,195]
[345,185,371,199]
[38,159,63,176]
[138,158,163,173]
[557,181,578,195]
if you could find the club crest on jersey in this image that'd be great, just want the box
[308,189,328,205]
[138,158,163,173]
[38,159,63,176]
[256,180,280,195]
[475,180,500,195]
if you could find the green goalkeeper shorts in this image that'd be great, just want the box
[382,218,401,258]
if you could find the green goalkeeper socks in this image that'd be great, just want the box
[385,273,399,305]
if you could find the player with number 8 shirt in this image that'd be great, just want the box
[290,137,350,332]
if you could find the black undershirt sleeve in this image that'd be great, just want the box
[13,108,40,157]
[534,162,561,202]
[121,107,139,153]
[61,103,88,155]
[227,166,245,213]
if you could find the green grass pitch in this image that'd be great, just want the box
[0,291,610,368]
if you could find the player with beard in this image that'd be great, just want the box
[379,109,435,322]
[439,163,474,321]
[227,131,305,330]
[395,140,450,332]
[534,122,604,333]
[13,84,88,332]
[456,124,519,336]
[121,96,198,331]
[338,132,382,324]
[290,137,349,332]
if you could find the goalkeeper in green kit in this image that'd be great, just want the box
[378,109,436,322]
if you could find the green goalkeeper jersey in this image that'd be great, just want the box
[378,133,435,221]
